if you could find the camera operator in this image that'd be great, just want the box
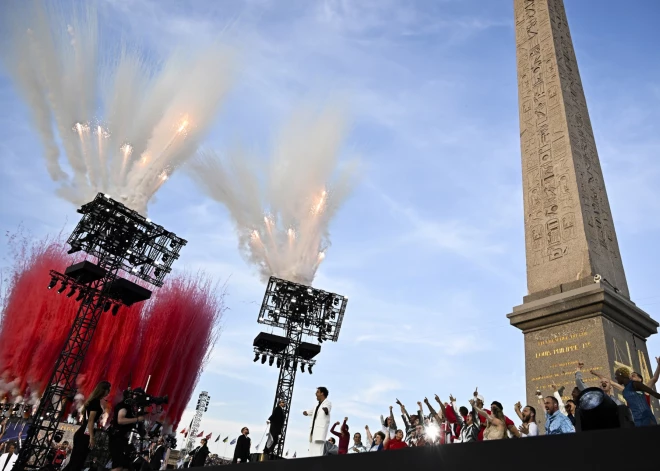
[109,395,145,471]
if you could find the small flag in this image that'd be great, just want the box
[285,450,289,457]
[206,433,212,440]
[180,428,187,435]
[293,452,296,458]
[215,435,220,442]
[222,437,229,443]
[255,444,260,451]
[196,431,204,438]
[230,438,237,445]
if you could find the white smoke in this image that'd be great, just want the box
[3,1,234,214]
[188,106,359,285]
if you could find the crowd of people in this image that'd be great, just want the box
[295,358,660,457]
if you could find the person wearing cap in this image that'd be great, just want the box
[614,367,660,427]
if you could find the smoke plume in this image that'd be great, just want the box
[2,1,234,214]
[188,106,358,285]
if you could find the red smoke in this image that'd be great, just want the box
[0,232,223,425]
[131,275,222,424]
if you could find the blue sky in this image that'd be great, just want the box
[1,0,660,458]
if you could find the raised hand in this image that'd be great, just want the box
[303,411,309,416]
[473,387,479,397]
[468,399,475,407]
[551,383,557,391]
[334,421,340,426]
[434,394,441,403]
[449,394,456,403]
[365,425,369,430]
[577,361,584,371]
[424,397,430,405]
[344,417,348,422]
[514,401,522,410]
[389,405,393,411]
[519,423,529,435]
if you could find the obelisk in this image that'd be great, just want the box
[508,0,659,418]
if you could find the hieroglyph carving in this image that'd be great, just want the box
[514,0,628,296]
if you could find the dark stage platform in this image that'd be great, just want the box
[195,426,659,470]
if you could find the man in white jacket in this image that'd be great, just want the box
[0,442,17,471]
[303,387,332,457]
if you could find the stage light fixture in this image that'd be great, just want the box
[57,282,67,294]
[47,277,58,290]
[269,356,275,366]
[300,363,305,373]
[111,304,120,316]
[261,353,267,364]
[75,291,86,302]
[66,286,76,298]
[254,353,260,362]
[103,301,112,312]
[276,358,282,368]
[308,365,313,374]
[576,387,623,431]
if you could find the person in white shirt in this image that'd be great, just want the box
[303,387,332,457]
[0,442,17,471]
[514,402,538,437]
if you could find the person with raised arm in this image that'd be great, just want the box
[513,402,538,437]
[330,417,350,454]
[614,367,660,426]
[380,406,397,439]
[395,399,422,445]
[363,426,384,452]
[470,399,507,440]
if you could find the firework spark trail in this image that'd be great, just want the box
[3,1,234,215]
[189,106,359,285]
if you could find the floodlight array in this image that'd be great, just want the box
[66,193,186,287]
[257,277,347,343]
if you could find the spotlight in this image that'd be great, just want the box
[269,356,275,366]
[66,286,77,298]
[112,304,120,316]
[254,353,260,362]
[103,301,112,312]
[576,387,627,431]
[75,291,86,302]
[276,358,282,368]
[57,282,67,294]
[308,365,313,374]
[261,353,267,364]
[300,363,305,373]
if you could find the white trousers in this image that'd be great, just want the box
[308,440,325,457]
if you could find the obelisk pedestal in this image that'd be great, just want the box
[508,0,658,423]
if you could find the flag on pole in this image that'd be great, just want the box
[222,437,229,443]
[196,431,204,438]
[215,435,220,442]
[229,438,237,445]
[255,444,260,451]
[179,428,187,435]
[285,450,289,457]
[205,433,212,440]
[293,452,296,458]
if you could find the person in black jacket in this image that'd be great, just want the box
[232,428,251,464]
[264,400,285,456]
[190,439,210,468]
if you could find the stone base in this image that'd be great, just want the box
[507,281,659,425]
